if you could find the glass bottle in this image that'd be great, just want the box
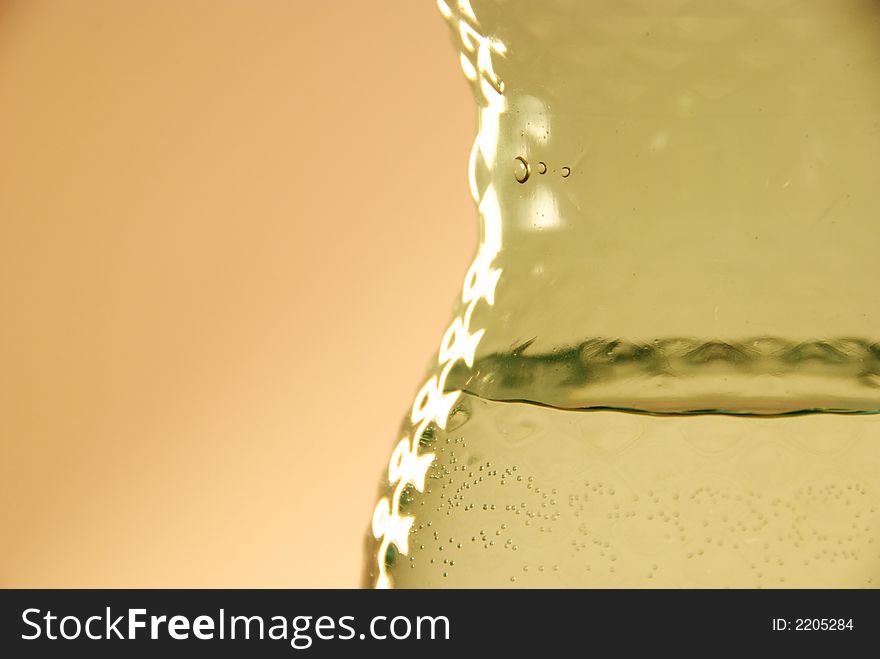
[365,0,880,588]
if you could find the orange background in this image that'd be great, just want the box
[0,0,474,587]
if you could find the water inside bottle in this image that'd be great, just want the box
[381,393,879,587]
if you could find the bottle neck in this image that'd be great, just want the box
[441,0,880,414]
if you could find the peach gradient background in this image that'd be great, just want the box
[0,0,475,587]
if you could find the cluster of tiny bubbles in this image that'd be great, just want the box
[513,156,570,183]
[389,405,877,587]
[392,420,543,582]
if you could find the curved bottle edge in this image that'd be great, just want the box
[366,0,507,589]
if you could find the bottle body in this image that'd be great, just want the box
[375,396,879,587]
[365,0,880,587]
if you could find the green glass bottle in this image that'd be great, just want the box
[365,0,880,588]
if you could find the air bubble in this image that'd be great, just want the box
[561,166,571,178]
[514,156,530,183]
